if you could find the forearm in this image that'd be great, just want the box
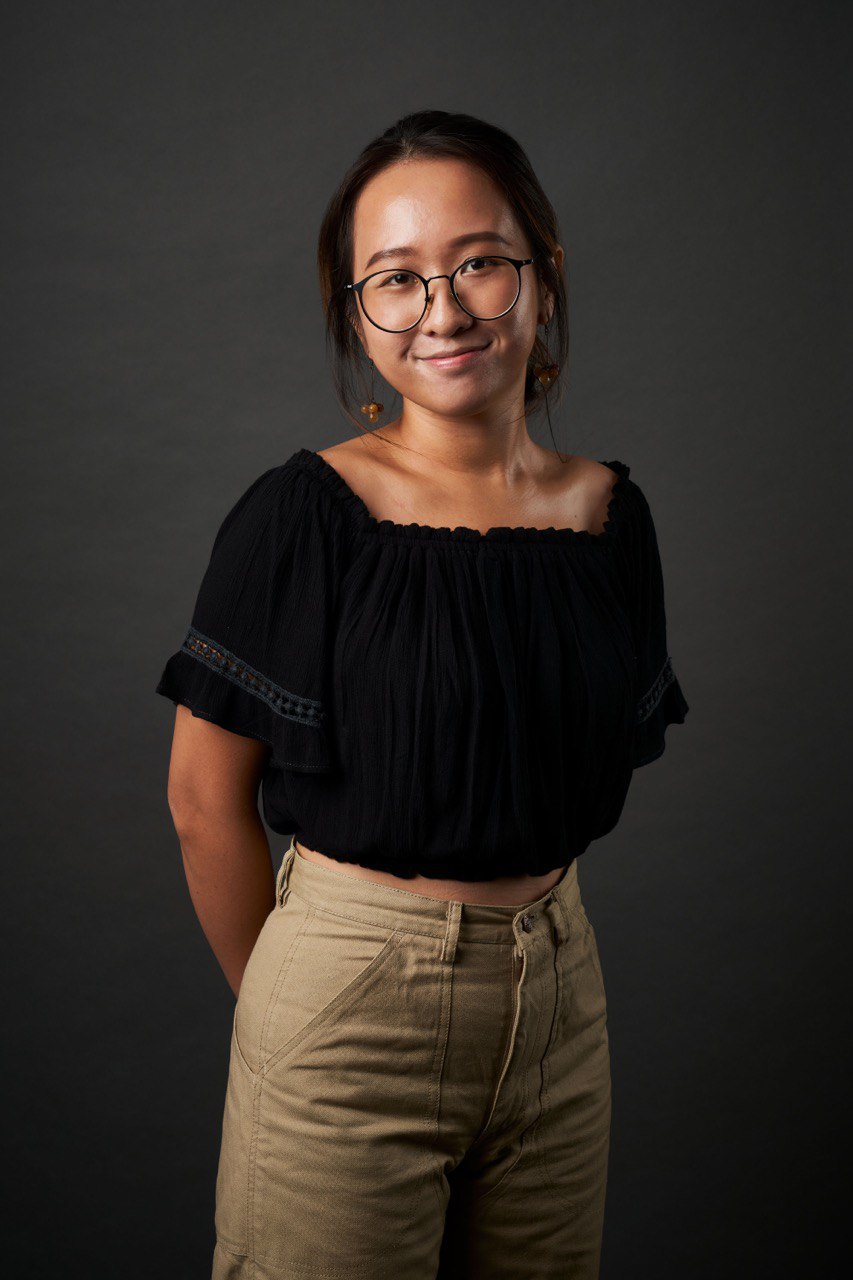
[172,806,275,998]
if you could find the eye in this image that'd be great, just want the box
[459,256,500,274]
[377,271,418,288]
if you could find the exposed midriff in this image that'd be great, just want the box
[293,839,570,906]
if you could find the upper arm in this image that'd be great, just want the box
[166,704,270,828]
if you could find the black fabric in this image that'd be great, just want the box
[155,464,342,784]
[612,480,691,768]
[155,449,689,879]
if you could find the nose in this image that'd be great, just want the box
[422,275,472,331]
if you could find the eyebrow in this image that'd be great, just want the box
[361,231,513,274]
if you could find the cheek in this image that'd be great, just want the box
[372,336,409,367]
[500,307,538,354]
[479,309,538,375]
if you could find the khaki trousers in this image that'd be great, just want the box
[212,837,611,1279]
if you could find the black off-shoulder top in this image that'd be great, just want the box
[155,448,689,879]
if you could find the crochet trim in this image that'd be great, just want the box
[637,655,676,724]
[291,448,632,545]
[181,626,326,729]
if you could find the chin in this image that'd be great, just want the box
[414,391,494,416]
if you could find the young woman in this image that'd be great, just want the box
[156,109,689,1280]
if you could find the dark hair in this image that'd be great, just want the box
[317,109,569,444]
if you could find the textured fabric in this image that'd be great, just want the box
[155,448,689,878]
[211,837,611,1279]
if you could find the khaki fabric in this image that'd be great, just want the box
[212,837,611,1279]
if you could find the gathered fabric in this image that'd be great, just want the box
[155,448,689,879]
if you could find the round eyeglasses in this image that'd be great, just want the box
[345,255,537,333]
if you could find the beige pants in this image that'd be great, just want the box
[213,837,611,1279]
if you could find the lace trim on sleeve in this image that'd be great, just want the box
[636,655,676,724]
[181,625,326,729]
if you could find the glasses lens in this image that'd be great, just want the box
[359,258,522,330]
[361,270,427,332]
[454,257,520,319]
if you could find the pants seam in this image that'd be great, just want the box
[426,938,454,1220]
[246,1063,262,1275]
[535,935,563,1196]
[514,937,547,1183]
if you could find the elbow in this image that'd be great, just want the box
[165,777,211,837]
[164,745,218,832]
[165,775,262,837]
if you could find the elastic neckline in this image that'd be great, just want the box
[292,448,632,544]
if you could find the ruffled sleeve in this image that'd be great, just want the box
[154,459,342,773]
[618,476,690,768]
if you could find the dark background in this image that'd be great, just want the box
[3,1,848,1275]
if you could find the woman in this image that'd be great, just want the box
[156,109,689,1280]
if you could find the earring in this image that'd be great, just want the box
[533,322,559,387]
[360,358,384,423]
[533,360,559,388]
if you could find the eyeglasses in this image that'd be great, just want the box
[345,255,537,333]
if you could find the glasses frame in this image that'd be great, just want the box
[345,254,538,333]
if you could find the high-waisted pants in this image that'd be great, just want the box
[212,837,611,1279]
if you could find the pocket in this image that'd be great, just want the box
[234,899,313,1076]
[558,902,607,1032]
[570,902,606,990]
[239,898,404,1076]
[585,919,606,992]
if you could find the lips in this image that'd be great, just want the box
[422,344,486,359]
[420,342,491,364]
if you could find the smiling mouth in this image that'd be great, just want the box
[420,342,491,364]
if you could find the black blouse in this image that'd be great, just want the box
[155,448,689,879]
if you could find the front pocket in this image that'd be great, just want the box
[557,902,608,1033]
[234,897,317,1076]
[565,902,605,985]
[586,921,605,991]
[254,903,404,1074]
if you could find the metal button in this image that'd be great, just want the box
[521,914,535,932]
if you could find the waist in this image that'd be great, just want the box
[294,838,572,907]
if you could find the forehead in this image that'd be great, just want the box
[352,157,522,271]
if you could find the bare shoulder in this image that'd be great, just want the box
[546,452,622,533]
[316,433,400,486]
[578,455,622,501]
[314,434,402,513]
[316,434,384,470]
[561,454,619,486]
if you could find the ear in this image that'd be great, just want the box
[348,311,370,359]
[538,245,565,327]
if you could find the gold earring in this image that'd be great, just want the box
[360,358,384,423]
[533,361,559,388]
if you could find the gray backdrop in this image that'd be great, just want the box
[3,1,848,1275]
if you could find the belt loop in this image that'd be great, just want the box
[275,838,297,908]
[441,900,462,964]
[550,895,570,947]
